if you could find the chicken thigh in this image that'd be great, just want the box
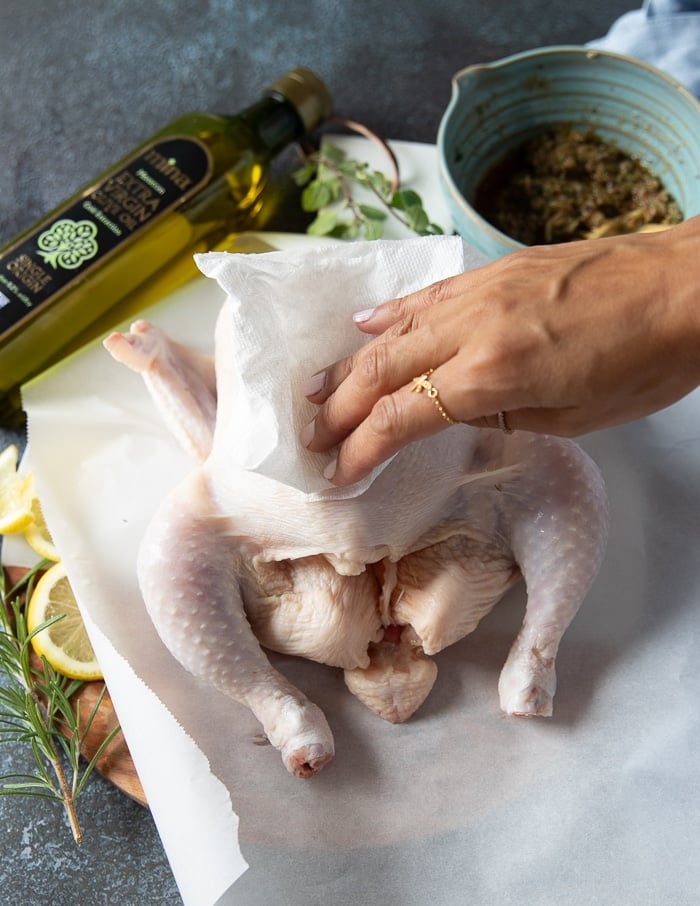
[105,305,608,779]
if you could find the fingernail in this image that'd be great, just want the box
[352,308,375,324]
[301,419,316,448]
[323,457,337,481]
[302,370,326,397]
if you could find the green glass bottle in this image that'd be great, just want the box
[0,67,333,423]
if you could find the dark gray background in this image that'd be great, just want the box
[1,1,635,902]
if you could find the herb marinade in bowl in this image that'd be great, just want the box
[437,46,700,259]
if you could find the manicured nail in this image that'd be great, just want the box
[302,370,326,397]
[301,419,316,448]
[352,308,375,324]
[323,457,337,481]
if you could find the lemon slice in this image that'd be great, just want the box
[27,562,103,681]
[23,497,60,561]
[0,445,35,534]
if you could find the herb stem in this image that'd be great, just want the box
[46,725,83,843]
[329,115,400,193]
[1,563,118,844]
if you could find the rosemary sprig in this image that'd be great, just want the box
[0,562,121,844]
[293,143,444,241]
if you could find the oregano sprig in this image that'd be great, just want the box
[293,142,444,241]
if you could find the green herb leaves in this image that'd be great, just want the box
[293,143,443,241]
[0,564,121,844]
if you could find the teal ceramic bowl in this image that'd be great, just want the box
[437,46,700,259]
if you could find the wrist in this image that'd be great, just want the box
[656,215,700,383]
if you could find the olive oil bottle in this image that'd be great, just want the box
[0,67,333,423]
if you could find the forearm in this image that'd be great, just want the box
[657,214,700,386]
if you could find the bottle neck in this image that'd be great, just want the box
[239,96,308,159]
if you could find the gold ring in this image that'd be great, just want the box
[497,410,513,434]
[410,369,458,425]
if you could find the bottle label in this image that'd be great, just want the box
[0,136,213,339]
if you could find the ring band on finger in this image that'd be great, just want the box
[410,369,459,425]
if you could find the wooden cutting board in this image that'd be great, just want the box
[4,565,147,808]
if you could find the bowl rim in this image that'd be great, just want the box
[436,43,700,255]
[445,44,700,114]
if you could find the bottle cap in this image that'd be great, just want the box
[267,67,334,132]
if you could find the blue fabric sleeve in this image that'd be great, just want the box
[646,1,700,13]
[588,1,700,97]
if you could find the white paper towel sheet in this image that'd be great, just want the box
[7,139,700,905]
[193,234,482,497]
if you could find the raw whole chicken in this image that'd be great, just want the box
[104,301,608,780]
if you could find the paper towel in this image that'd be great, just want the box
[194,235,486,497]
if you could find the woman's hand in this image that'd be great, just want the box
[301,217,700,487]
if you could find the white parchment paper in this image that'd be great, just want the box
[7,140,700,905]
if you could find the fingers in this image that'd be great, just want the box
[304,268,492,408]
[299,263,522,487]
[303,335,432,453]
[351,280,449,334]
[316,348,495,486]
[323,402,581,489]
[322,372,456,486]
[462,405,599,438]
[320,393,603,489]
[351,268,490,335]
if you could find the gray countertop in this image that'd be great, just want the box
[1,1,636,903]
